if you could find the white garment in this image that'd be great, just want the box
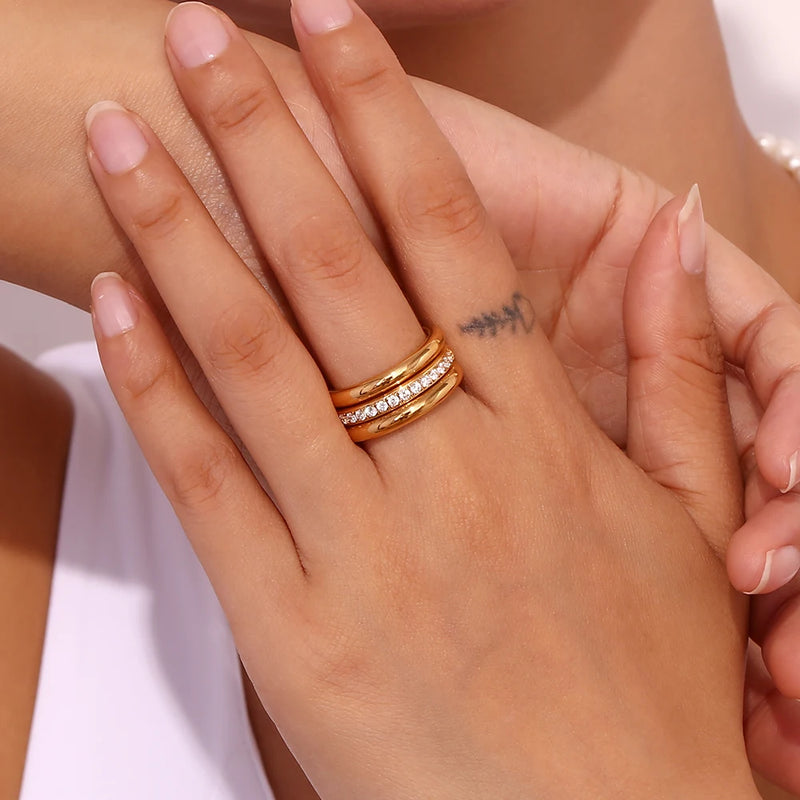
[19,342,274,800]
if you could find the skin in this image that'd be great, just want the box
[83,7,758,796]
[1,0,800,796]
[0,350,72,800]
[223,0,800,297]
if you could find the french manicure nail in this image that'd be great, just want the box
[678,184,706,275]
[292,0,353,35]
[86,102,149,175]
[783,450,800,493]
[166,2,231,68]
[91,272,139,338]
[745,545,800,595]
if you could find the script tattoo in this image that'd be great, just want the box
[459,292,536,338]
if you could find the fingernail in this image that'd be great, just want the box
[166,2,231,68]
[91,272,139,338]
[745,545,800,595]
[291,0,353,35]
[678,184,706,275]
[783,450,800,494]
[86,102,149,175]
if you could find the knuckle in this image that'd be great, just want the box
[165,439,241,512]
[204,300,288,381]
[206,82,276,137]
[396,169,487,243]
[284,216,368,294]
[129,190,188,242]
[120,346,176,404]
[668,320,725,381]
[328,53,396,101]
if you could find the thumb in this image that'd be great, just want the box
[624,186,742,555]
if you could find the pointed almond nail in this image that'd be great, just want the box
[783,450,800,494]
[678,184,706,275]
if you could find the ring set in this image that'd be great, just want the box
[331,327,463,441]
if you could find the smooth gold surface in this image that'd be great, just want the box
[330,326,444,408]
[346,364,463,442]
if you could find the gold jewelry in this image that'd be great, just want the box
[329,326,445,407]
[331,328,462,442]
[344,362,462,442]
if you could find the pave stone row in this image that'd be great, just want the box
[339,350,455,427]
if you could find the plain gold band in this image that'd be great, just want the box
[346,363,463,442]
[330,326,444,408]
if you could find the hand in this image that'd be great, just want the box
[2,0,799,496]
[84,4,758,797]
[5,0,799,780]
[414,65,800,788]
[2,0,797,556]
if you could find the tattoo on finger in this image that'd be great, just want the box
[459,292,536,338]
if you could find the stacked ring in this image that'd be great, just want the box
[331,327,463,442]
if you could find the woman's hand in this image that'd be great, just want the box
[3,0,799,590]
[6,0,798,784]
[84,4,759,797]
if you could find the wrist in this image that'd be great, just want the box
[0,0,306,311]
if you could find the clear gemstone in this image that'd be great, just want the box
[366,406,378,418]
[399,387,412,401]
[355,408,367,422]
[377,399,389,413]
[410,381,422,394]
[421,374,432,388]
[387,394,400,408]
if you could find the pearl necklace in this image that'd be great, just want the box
[758,133,800,182]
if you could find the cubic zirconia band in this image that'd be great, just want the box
[345,364,462,442]
[337,349,455,427]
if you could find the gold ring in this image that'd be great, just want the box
[345,363,462,442]
[329,326,444,407]
[331,326,462,441]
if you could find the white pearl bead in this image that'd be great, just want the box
[758,133,778,155]
[778,139,798,166]
[758,132,800,184]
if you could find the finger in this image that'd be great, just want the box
[84,101,368,526]
[753,354,800,493]
[416,94,800,493]
[727,376,800,601]
[727,495,800,595]
[624,187,741,553]
[163,2,426,389]
[761,593,800,699]
[89,271,304,620]
[745,642,800,795]
[290,0,543,408]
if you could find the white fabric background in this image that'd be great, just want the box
[1,0,799,360]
